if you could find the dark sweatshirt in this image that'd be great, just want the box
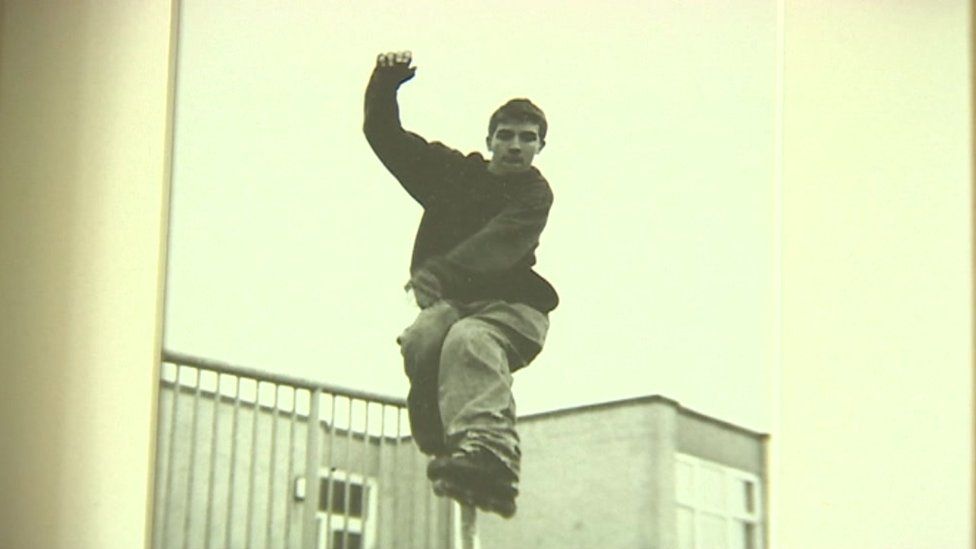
[363,67,559,313]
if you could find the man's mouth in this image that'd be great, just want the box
[503,156,522,164]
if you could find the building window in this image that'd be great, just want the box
[316,469,377,549]
[675,454,763,549]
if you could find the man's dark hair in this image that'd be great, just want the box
[488,99,547,144]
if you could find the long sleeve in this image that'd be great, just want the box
[363,68,465,206]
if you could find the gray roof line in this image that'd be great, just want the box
[518,394,769,438]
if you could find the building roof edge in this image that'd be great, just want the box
[518,394,770,439]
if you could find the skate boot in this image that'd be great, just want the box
[427,450,518,519]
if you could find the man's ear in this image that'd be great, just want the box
[485,135,492,150]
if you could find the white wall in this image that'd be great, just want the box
[0,2,175,548]
[775,1,973,547]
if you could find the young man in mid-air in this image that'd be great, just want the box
[363,50,558,518]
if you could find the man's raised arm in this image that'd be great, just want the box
[363,51,416,141]
[363,51,463,206]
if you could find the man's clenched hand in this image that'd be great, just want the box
[405,267,442,309]
[375,50,416,84]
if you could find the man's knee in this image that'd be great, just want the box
[441,319,506,366]
[399,301,460,377]
[399,323,444,361]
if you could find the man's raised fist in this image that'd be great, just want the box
[375,50,416,84]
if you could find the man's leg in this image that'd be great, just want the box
[397,300,460,456]
[435,302,549,480]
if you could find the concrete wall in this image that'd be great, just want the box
[677,412,766,476]
[477,397,765,549]
[478,400,667,548]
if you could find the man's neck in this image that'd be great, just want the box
[487,164,535,178]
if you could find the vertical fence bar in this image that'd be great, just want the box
[408,416,417,549]
[245,380,263,549]
[360,402,371,549]
[391,407,402,549]
[342,398,354,549]
[265,384,280,549]
[458,504,480,549]
[283,387,299,549]
[443,468,451,548]
[426,456,434,549]
[224,376,243,548]
[182,369,205,549]
[324,395,337,549]
[160,364,182,549]
[203,372,222,549]
[451,503,458,549]
[376,405,387,549]
[302,389,323,549]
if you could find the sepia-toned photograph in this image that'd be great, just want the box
[152,2,776,548]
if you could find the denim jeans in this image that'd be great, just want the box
[397,300,549,478]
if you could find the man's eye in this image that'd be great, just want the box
[519,132,538,142]
[496,131,515,140]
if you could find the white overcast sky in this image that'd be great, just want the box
[163,0,776,432]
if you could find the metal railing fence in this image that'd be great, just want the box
[152,351,452,549]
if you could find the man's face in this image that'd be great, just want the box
[486,121,544,175]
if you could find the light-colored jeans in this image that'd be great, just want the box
[397,300,549,477]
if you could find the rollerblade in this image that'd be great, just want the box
[427,450,518,519]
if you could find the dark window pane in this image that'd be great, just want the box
[741,480,755,513]
[738,521,755,549]
[347,483,364,517]
[318,478,341,512]
[332,531,363,549]
[319,478,365,517]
